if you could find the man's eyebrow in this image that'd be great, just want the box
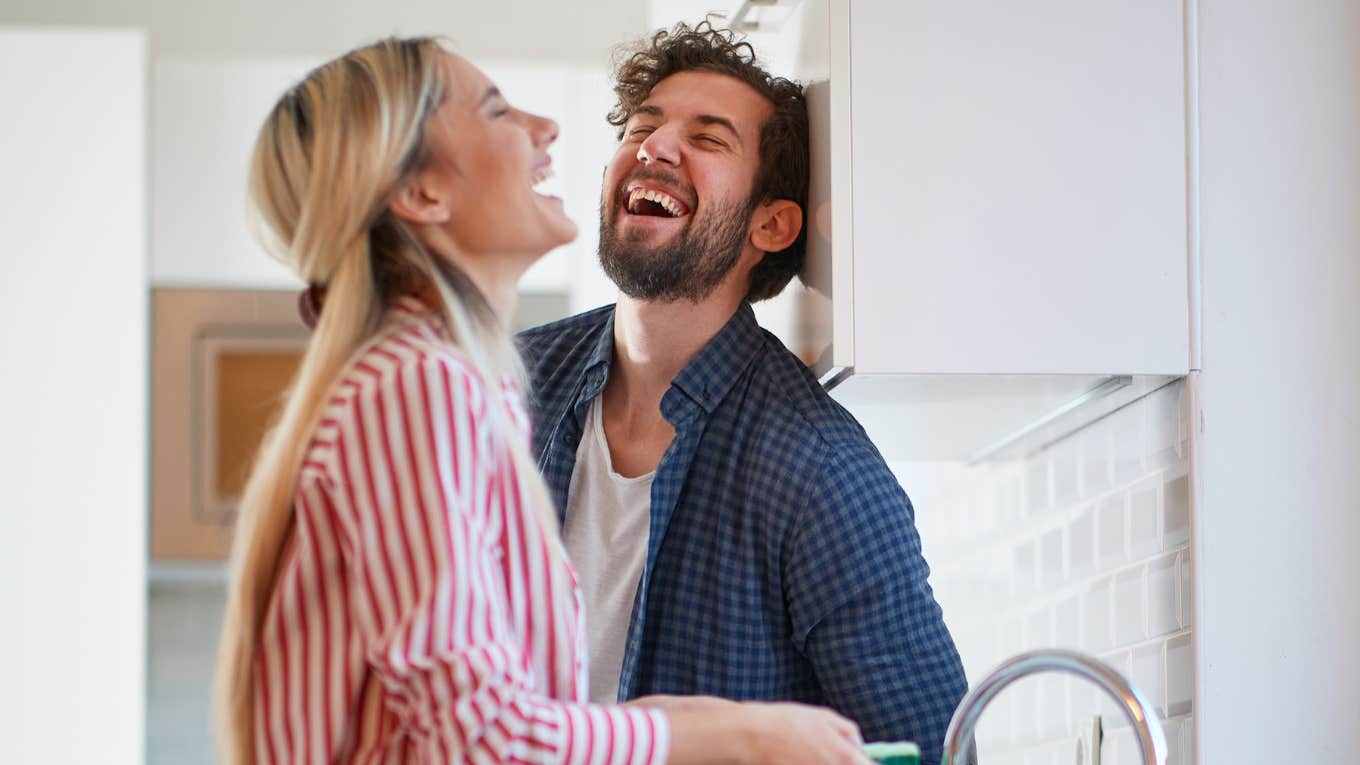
[631,104,664,119]
[480,86,501,106]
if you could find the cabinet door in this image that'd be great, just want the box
[847,0,1189,375]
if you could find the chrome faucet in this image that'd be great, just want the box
[940,649,1168,765]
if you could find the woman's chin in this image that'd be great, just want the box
[544,213,579,249]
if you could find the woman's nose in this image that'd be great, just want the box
[527,112,559,148]
[636,126,680,166]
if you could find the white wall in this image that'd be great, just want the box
[0,0,646,61]
[0,27,148,764]
[148,53,622,312]
[1195,1,1360,762]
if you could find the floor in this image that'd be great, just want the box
[147,574,225,764]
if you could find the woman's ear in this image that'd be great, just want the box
[749,199,804,253]
[387,174,451,226]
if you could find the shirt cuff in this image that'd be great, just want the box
[554,703,670,765]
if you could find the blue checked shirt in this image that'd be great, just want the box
[516,303,967,763]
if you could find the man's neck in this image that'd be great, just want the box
[609,290,744,401]
[597,290,743,477]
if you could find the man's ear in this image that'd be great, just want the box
[387,174,451,226]
[749,199,803,253]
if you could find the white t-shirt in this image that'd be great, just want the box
[562,396,654,703]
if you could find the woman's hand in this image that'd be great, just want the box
[660,696,874,765]
[739,702,870,765]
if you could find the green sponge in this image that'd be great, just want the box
[864,741,920,765]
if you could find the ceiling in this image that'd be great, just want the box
[0,0,662,62]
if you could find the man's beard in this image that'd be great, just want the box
[598,186,754,303]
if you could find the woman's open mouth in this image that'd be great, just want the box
[531,159,562,201]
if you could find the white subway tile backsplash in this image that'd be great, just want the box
[1028,459,1053,516]
[1161,718,1184,765]
[1145,385,1184,471]
[1068,507,1096,580]
[1068,676,1096,723]
[897,382,1191,764]
[989,555,1013,610]
[1148,553,1180,637]
[1114,567,1147,647]
[1179,551,1193,628]
[1128,476,1161,561]
[1107,727,1140,765]
[1038,675,1069,740]
[1132,643,1166,717]
[1002,615,1026,663]
[1015,676,1041,744]
[1111,403,1145,486]
[1098,651,1133,731]
[1053,444,1081,509]
[976,718,1004,752]
[1097,494,1128,571]
[1083,577,1114,653]
[1015,540,1038,598]
[1082,429,1113,500]
[1167,634,1193,717]
[1001,473,1024,526]
[1055,594,1081,649]
[1029,606,1054,647]
[1163,472,1190,550]
[1041,528,1065,591]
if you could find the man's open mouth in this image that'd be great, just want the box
[625,185,691,219]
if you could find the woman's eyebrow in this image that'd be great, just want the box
[479,86,502,106]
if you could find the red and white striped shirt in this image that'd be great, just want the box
[254,298,670,764]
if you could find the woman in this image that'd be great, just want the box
[214,37,872,765]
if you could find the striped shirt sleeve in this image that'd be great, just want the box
[331,349,668,765]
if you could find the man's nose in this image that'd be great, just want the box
[636,125,681,166]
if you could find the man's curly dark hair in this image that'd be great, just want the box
[607,20,810,303]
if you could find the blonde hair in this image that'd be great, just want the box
[214,37,561,764]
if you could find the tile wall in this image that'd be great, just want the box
[897,381,1193,765]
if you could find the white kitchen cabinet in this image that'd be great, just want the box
[838,0,1189,377]
[734,0,1192,458]
[779,0,1195,377]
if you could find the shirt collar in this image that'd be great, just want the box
[580,302,764,416]
[579,309,618,400]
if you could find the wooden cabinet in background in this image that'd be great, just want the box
[151,289,307,561]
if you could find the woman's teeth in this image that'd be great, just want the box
[531,166,554,188]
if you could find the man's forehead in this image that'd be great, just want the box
[634,70,771,130]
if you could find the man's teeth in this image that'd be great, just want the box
[628,188,684,217]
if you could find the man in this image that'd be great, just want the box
[516,21,968,761]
